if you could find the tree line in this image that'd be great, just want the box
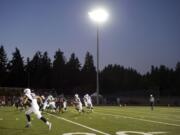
[0,45,179,96]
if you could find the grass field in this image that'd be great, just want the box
[0,106,180,135]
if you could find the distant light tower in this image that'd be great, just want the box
[88,8,109,104]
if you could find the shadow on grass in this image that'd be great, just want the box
[0,108,22,113]
[0,126,26,131]
[0,126,47,132]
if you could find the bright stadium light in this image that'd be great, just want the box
[88,8,109,105]
[88,8,109,23]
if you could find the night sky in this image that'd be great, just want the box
[0,0,180,74]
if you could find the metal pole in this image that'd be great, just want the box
[96,24,99,105]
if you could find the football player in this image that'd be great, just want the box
[83,94,88,108]
[43,95,56,112]
[84,94,93,112]
[63,98,67,112]
[74,94,83,113]
[23,88,52,130]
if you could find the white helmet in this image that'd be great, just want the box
[48,95,53,99]
[24,88,31,94]
[150,94,153,97]
[75,94,79,98]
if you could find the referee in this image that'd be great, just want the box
[149,94,155,111]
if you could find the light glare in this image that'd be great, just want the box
[88,8,108,23]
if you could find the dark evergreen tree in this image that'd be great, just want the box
[0,46,179,97]
[26,51,52,89]
[81,52,96,93]
[52,49,66,91]
[66,53,81,91]
[0,45,8,86]
[175,62,180,95]
[101,64,142,94]
[24,57,31,87]
[147,65,175,96]
[40,52,52,88]
[27,51,42,88]
[7,48,25,87]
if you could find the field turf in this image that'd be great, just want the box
[0,106,180,135]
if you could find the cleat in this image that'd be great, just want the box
[48,123,52,131]
[25,123,31,128]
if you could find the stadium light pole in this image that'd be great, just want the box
[88,8,109,104]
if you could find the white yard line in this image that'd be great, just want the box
[95,112,180,127]
[97,108,180,122]
[46,113,111,135]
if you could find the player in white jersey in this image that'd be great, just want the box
[63,98,67,111]
[48,95,56,112]
[83,95,88,107]
[83,94,93,112]
[43,95,56,112]
[74,94,83,113]
[23,88,52,130]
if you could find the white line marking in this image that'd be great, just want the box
[63,132,96,135]
[46,113,110,135]
[116,131,167,135]
[115,116,119,119]
[148,132,167,134]
[107,107,180,118]
[97,108,180,122]
[95,112,180,127]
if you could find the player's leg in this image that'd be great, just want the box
[88,103,93,112]
[25,108,33,127]
[63,102,67,112]
[49,102,56,112]
[79,103,85,113]
[84,102,88,108]
[75,104,82,113]
[34,109,52,130]
[75,105,79,111]
[150,102,153,110]
[51,102,56,112]
[42,102,48,111]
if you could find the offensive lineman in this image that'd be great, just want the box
[62,98,67,112]
[23,88,52,130]
[42,95,56,112]
[74,94,84,113]
[83,94,93,112]
[55,96,67,113]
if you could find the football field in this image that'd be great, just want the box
[0,106,180,135]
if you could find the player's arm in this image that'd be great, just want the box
[51,98,56,102]
[74,99,79,105]
[36,96,43,104]
[23,96,28,105]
